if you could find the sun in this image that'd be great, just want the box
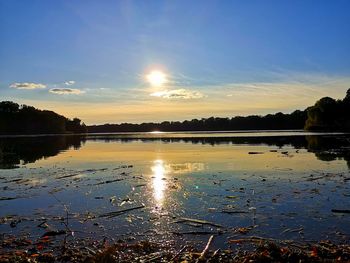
[146,70,167,87]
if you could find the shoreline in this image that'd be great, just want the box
[1,234,350,262]
[0,130,348,139]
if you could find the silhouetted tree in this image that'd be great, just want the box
[305,89,350,131]
[0,101,87,135]
[66,118,87,133]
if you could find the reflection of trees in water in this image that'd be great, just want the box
[306,135,350,168]
[1,135,349,169]
[88,136,309,148]
[0,136,85,169]
[90,135,350,169]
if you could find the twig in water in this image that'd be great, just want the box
[197,235,214,262]
[170,245,187,261]
[221,209,248,214]
[56,173,80,179]
[98,205,145,218]
[174,217,223,228]
[42,230,66,237]
[281,227,304,234]
[0,197,19,201]
[228,236,276,244]
[171,231,222,236]
[94,178,124,185]
[331,209,350,213]
[212,248,220,258]
[49,193,73,234]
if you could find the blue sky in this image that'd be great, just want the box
[1,0,350,124]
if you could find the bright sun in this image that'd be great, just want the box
[146,70,167,87]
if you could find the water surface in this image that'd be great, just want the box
[1,131,349,248]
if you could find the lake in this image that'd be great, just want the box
[0,131,350,250]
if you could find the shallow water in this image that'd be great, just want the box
[0,132,349,248]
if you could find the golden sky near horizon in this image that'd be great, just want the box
[8,73,350,125]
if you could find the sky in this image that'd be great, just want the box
[1,0,350,125]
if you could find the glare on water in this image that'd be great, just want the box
[151,159,166,206]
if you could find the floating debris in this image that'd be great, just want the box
[174,217,223,228]
[331,209,350,214]
[98,205,145,218]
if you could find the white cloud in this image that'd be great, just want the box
[10,82,46,90]
[64,80,75,86]
[150,89,204,99]
[49,88,84,95]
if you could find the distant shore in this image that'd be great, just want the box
[1,129,348,138]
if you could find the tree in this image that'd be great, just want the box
[66,118,87,133]
[0,101,19,113]
[305,89,350,131]
[0,101,87,135]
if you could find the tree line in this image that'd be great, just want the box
[0,101,87,135]
[1,88,349,134]
[88,88,350,133]
[88,110,307,132]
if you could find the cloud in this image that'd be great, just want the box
[64,80,75,86]
[10,82,46,90]
[49,88,84,95]
[150,89,204,99]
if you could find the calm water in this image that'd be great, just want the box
[0,131,350,248]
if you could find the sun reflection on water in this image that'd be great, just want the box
[151,159,166,206]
